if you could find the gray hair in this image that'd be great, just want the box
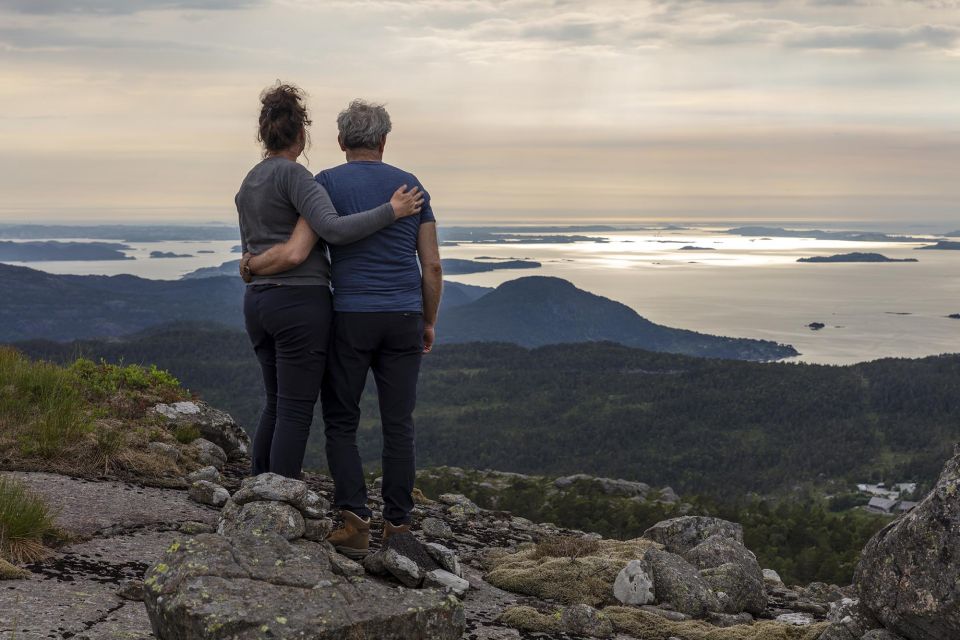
[336,99,392,150]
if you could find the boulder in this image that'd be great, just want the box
[423,569,470,597]
[422,516,454,539]
[231,472,308,507]
[153,400,250,461]
[186,465,221,484]
[143,533,465,639]
[642,516,743,555]
[424,542,462,578]
[643,548,719,617]
[382,532,439,587]
[854,444,960,640]
[764,568,785,587]
[218,500,305,540]
[560,603,614,638]
[613,559,655,605]
[684,534,767,615]
[187,480,229,508]
[189,438,227,470]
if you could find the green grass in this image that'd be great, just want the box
[0,348,191,476]
[0,475,57,564]
[0,347,92,459]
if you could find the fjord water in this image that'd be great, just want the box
[3,228,957,365]
[440,230,960,365]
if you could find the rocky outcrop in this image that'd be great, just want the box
[854,444,960,640]
[153,401,251,461]
[144,472,466,639]
[143,532,464,639]
[642,515,744,554]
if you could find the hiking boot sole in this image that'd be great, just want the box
[334,545,369,560]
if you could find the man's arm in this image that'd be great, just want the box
[243,217,318,278]
[417,221,442,353]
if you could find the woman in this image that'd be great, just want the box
[235,83,422,478]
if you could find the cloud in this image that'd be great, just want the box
[783,23,960,49]
[0,0,261,14]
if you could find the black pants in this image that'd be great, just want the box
[321,312,423,525]
[244,284,332,478]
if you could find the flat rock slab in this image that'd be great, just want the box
[1,473,217,640]
[9,472,217,537]
[0,529,185,639]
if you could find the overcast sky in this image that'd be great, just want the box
[0,0,957,225]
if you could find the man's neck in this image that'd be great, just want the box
[345,149,383,162]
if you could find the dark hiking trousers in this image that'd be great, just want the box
[321,312,423,525]
[244,284,332,478]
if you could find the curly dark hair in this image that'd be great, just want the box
[258,82,312,154]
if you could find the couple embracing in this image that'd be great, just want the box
[235,83,442,559]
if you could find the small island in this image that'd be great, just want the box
[441,258,541,275]
[150,251,193,259]
[948,314,960,320]
[0,240,133,262]
[679,246,716,251]
[798,252,917,263]
[808,322,826,331]
[917,241,960,251]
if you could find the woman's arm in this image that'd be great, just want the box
[244,217,317,277]
[283,163,422,245]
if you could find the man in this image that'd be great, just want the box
[246,99,442,558]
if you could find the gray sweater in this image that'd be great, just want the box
[235,157,395,286]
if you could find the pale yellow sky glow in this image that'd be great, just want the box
[0,0,958,225]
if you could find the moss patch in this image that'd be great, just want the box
[497,606,561,633]
[603,607,828,640]
[0,557,30,580]
[484,537,660,606]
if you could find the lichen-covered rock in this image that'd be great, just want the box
[142,533,465,639]
[153,400,250,461]
[854,444,960,640]
[561,603,614,637]
[187,480,229,508]
[231,472,307,506]
[422,516,454,539]
[642,516,743,555]
[298,490,329,518]
[684,535,766,615]
[763,568,785,587]
[218,500,305,540]
[643,548,720,617]
[302,517,333,542]
[484,537,660,607]
[329,552,364,577]
[613,559,655,605]
[188,438,227,470]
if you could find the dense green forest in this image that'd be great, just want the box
[415,467,891,587]
[15,322,959,500]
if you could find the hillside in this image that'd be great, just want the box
[797,253,918,263]
[441,277,796,360]
[16,326,960,500]
[0,264,794,360]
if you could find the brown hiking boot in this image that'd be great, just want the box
[327,510,371,559]
[383,520,411,541]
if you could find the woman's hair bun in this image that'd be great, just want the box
[258,82,312,154]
